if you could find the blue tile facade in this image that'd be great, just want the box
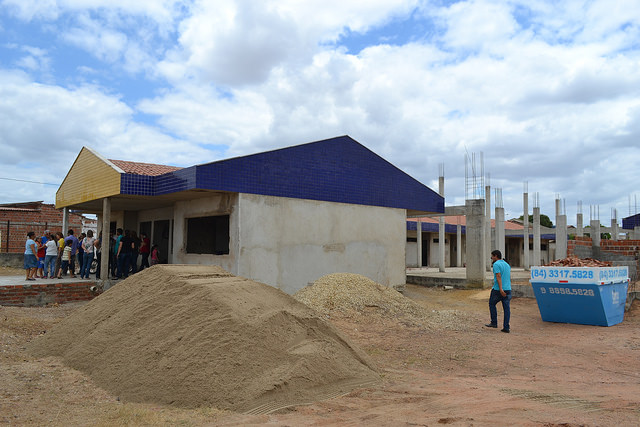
[120,174,154,196]
[121,136,444,214]
[407,221,465,234]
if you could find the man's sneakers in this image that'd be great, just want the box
[485,323,510,333]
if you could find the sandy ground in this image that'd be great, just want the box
[1,283,639,426]
[0,267,25,277]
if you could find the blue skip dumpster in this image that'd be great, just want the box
[530,266,628,327]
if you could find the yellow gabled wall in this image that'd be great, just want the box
[56,147,122,208]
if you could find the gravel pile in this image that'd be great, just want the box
[294,273,471,330]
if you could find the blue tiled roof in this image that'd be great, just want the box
[121,136,444,214]
[407,221,465,234]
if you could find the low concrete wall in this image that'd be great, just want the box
[406,275,471,289]
[0,253,24,268]
[407,275,536,298]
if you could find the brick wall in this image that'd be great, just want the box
[0,282,100,307]
[568,237,640,282]
[0,203,85,253]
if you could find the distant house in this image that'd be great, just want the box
[0,201,96,253]
[56,136,444,293]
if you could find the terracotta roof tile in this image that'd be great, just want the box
[109,159,182,176]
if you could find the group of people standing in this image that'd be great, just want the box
[109,228,158,280]
[24,228,159,281]
[24,229,98,280]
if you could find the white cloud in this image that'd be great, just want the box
[158,0,420,86]
[1,0,60,21]
[2,0,182,26]
[0,69,209,193]
[1,0,640,222]
[437,0,519,51]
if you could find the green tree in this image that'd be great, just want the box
[518,214,553,228]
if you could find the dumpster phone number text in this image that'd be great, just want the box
[539,287,595,296]
[531,269,594,280]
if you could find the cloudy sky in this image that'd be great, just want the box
[1,0,639,225]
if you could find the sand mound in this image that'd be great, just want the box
[29,265,379,414]
[294,273,471,329]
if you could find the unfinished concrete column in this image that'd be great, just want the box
[100,198,111,288]
[416,219,422,268]
[466,199,486,288]
[591,219,601,247]
[577,213,583,237]
[523,189,530,270]
[533,206,541,267]
[555,198,567,260]
[495,207,505,257]
[485,184,492,271]
[457,223,462,267]
[611,218,618,241]
[576,201,584,238]
[62,207,69,234]
[556,215,567,259]
[438,174,445,272]
[634,226,640,240]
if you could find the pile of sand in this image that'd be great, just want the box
[294,273,471,329]
[29,265,379,414]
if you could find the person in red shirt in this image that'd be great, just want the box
[139,232,151,270]
[36,236,46,278]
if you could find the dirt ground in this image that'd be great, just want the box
[1,281,639,426]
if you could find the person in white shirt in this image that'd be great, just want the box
[44,234,58,278]
[80,230,96,279]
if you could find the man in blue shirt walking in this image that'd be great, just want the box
[486,249,512,333]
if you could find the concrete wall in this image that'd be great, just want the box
[237,193,406,294]
[428,234,450,267]
[406,230,466,268]
[172,193,238,271]
[406,241,418,267]
[0,253,23,268]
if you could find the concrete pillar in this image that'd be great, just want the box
[100,198,111,289]
[634,226,640,240]
[576,213,583,237]
[465,199,486,288]
[556,215,567,259]
[485,185,492,271]
[457,224,462,267]
[439,176,445,272]
[523,192,530,270]
[591,219,601,247]
[495,207,505,257]
[533,206,541,266]
[416,219,422,268]
[555,199,567,260]
[62,207,69,234]
[611,218,618,241]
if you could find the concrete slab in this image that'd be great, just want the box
[0,275,97,286]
